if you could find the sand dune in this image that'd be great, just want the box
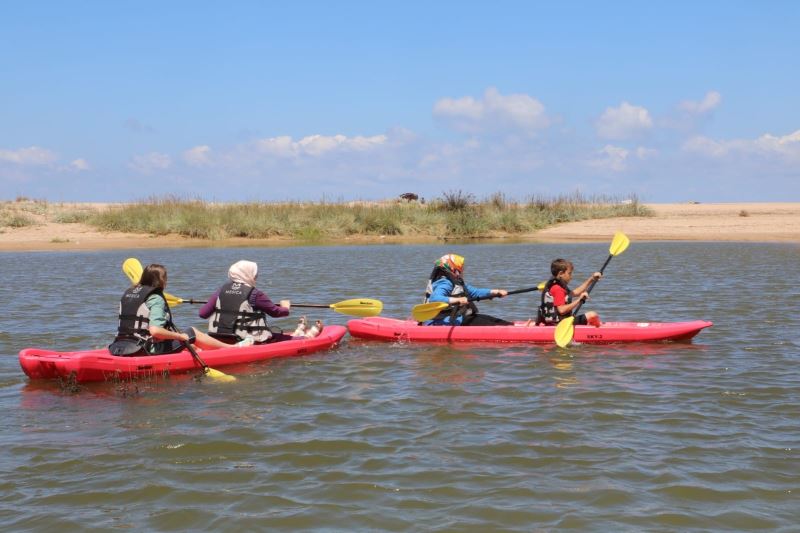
[1,202,797,252]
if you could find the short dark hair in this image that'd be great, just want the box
[140,264,168,289]
[550,258,573,277]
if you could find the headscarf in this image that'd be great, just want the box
[435,254,465,275]
[228,260,258,287]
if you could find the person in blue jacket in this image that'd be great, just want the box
[423,253,510,326]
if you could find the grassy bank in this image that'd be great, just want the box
[0,199,97,231]
[81,192,649,240]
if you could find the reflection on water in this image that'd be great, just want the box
[1,242,799,530]
[548,354,577,389]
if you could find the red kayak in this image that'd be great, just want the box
[347,317,711,344]
[19,325,347,383]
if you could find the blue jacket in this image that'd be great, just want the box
[425,277,492,325]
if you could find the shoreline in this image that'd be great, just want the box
[1,202,798,252]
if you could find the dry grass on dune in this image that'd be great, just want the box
[81,191,649,241]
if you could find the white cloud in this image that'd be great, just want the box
[683,129,800,160]
[589,144,658,172]
[434,96,483,121]
[184,145,212,167]
[678,91,721,114]
[0,146,57,166]
[590,145,629,171]
[130,152,172,174]
[595,102,653,140]
[433,87,550,134]
[254,133,388,158]
[70,158,90,171]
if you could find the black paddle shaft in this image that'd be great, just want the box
[572,253,613,316]
[173,326,210,374]
[471,285,541,302]
[446,285,540,322]
[179,301,328,309]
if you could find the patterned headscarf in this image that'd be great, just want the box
[435,254,465,275]
[228,260,258,287]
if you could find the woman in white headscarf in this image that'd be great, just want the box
[199,260,322,343]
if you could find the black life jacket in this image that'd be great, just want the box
[537,279,571,325]
[207,281,271,342]
[424,267,478,321]
[110,285,173,355]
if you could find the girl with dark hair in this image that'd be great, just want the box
[110,264,244,356]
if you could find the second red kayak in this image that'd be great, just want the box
[19,325,347,383]
[347,317,711,344]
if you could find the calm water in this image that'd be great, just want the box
[1,242,798,531]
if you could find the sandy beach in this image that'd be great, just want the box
[1,202,798,252]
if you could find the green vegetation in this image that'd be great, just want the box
[85,192,650,241]
[0,202,38,228]
[52,208,94,223]
[1,199,97,228]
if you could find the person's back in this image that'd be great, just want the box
[200,260,322,343]
[110,263,241,355]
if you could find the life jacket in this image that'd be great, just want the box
[207,281,271,343]
[424,267,478,322]
[109,285,173,355]
[537,279,571,325]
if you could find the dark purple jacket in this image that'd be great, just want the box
[199,287,290,319]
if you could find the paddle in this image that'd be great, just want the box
[554,231,630,348]
[124,258,383,316]
[159,296,384,317]
[121,258,235,382]
[176,327,236,383]
[412,282,546,322]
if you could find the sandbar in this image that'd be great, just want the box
[1,202,797,252]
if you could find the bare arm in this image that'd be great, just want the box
[570,272,602,297]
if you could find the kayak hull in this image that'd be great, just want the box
[19,325,347,383]
[347,317,712,344]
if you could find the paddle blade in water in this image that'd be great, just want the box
[123,258,144,284]
[330,298,383,317]
[554,316,576,348]
[411,302,449,322]
[610,232,630,256]
[204,367,237,382]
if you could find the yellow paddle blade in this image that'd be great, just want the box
[164,293,185,307]
[204,367,237,382]
[123,258,186,306]
[554,316,576,348]
[122,257,144,284]
[330,298,383,317]
[610,231,630,256]
[411,302,449,322]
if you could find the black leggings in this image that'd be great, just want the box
[461,314,513,326]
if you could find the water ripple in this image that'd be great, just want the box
[1,243,799,530]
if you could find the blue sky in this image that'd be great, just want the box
[1,1,798,202]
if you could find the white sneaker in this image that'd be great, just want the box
[236,337,255,347]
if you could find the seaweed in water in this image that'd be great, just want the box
[57,371,83,394]
[104,368,169,397]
